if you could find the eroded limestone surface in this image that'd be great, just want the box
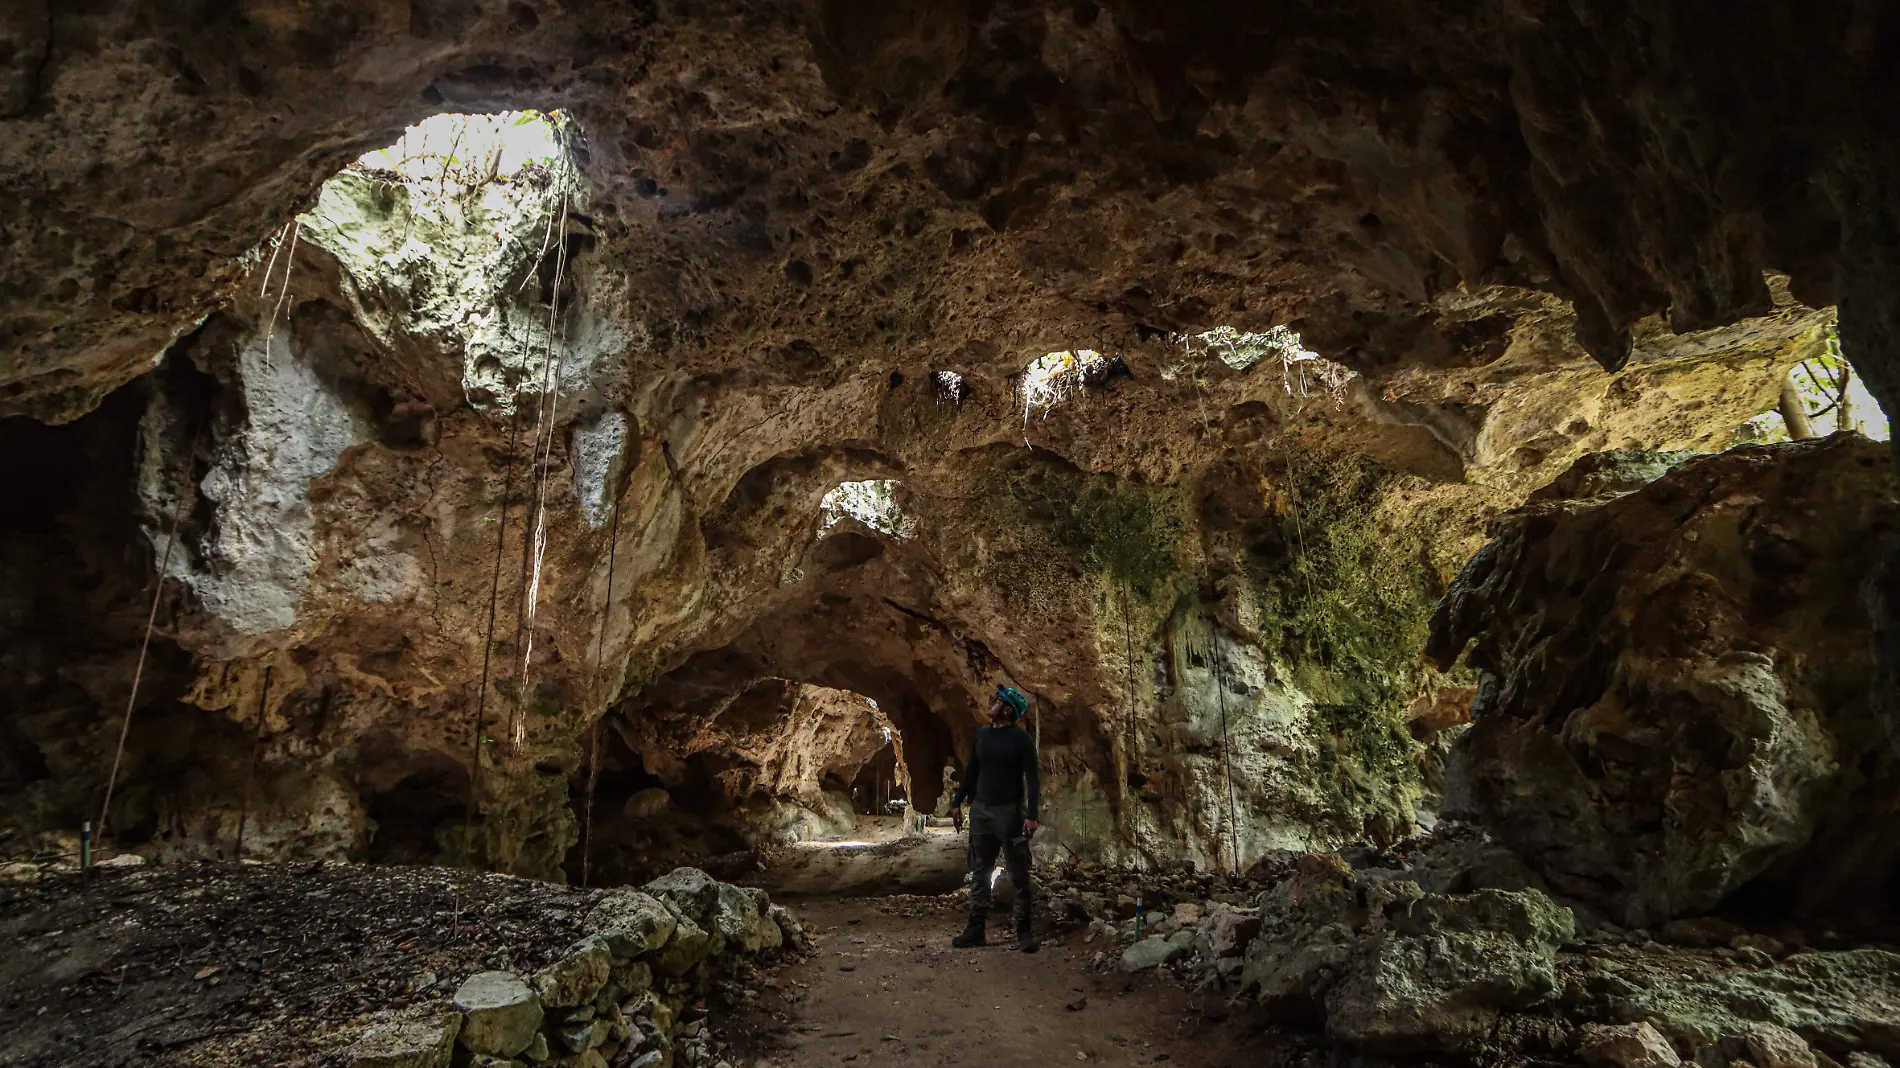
[1431,436,1900,929]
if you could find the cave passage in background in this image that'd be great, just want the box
[818,480,914,538]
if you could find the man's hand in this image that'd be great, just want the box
[951,806,964,832]
[1023,819,1040,834]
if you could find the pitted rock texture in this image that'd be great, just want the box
[0,176,1842,877]
[0,2,1875,883]
[1235,852,1575,1052]
[1430,435,1900,929]
[6,0,1900,430]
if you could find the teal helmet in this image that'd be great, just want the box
[995,685,1029,721]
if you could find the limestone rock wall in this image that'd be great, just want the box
[0,44,1868,881]
[1429,435,1900,929]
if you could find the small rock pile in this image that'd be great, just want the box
[348,867,808,1068]
[1037,857,1281,983]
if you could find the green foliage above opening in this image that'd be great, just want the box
[973,454,1187,600]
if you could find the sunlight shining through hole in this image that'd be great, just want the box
[819,480,915,538]
[355,111,563,195]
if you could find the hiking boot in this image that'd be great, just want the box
[1016,919,1038,953]
[952,920,987,948]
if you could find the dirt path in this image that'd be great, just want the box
[753,825,967,899]
[727,896,1275,1068]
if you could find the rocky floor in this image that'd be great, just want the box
[8,848,1898,1068]
[0,861,798,1068]
[724,896,1275,1068]
[0,861,605,1066]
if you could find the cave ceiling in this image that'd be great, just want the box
[4,0,1897,423]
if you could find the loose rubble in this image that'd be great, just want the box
[0,860,806,1068]
[1035,838,1900,1063]
[346,866,809,1068]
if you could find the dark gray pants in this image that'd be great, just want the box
[967,800,1032,930]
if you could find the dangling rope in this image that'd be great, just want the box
[464,402,529,855]
[1282,438,1315,598]
[580,487,623,888]
[510,173,575,751]
[1211,629,1241,874]
[233,663,274,862]
[96,420,202,848]
[259,220,302,370]
[1119,583,1137,800]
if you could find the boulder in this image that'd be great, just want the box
[768,904,808,951]
[1430,438,1900,927]
[710,882,769,953]
[1566,947,1900,1063]
[1207,910,1262,958]
[1323,889,1573,1051]
[607,960,653,1001]
[1744,1025,1818,1068]
[1578,1022,1682,1068]
[588,891,677,960]
[751,906,784,952]
[1120,937,1188,971]
[645,868,722,923]
[453,971,544,1058]
[532,934,612,1008]
[741,886,784,951]
[650,913,713,977]
[625,788,672,819]
[1236,857,1576,1053]
[559,1018,610,1055]
[348,1012,462,1068]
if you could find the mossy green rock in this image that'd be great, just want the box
[1238,859,1575,1052]
[453,971,544,1058]
[644,867,723,923]
[532,934,612,1008]
[588,890,677,960]
[1323,889,1575,1051]
[650,913,713,977]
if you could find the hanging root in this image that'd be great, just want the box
[510,164,576,752]
[259,220,302,369]
[464,402,528,863]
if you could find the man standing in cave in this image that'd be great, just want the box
[948,685,1041,952]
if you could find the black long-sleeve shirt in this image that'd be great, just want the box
[951,724,1040,819]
